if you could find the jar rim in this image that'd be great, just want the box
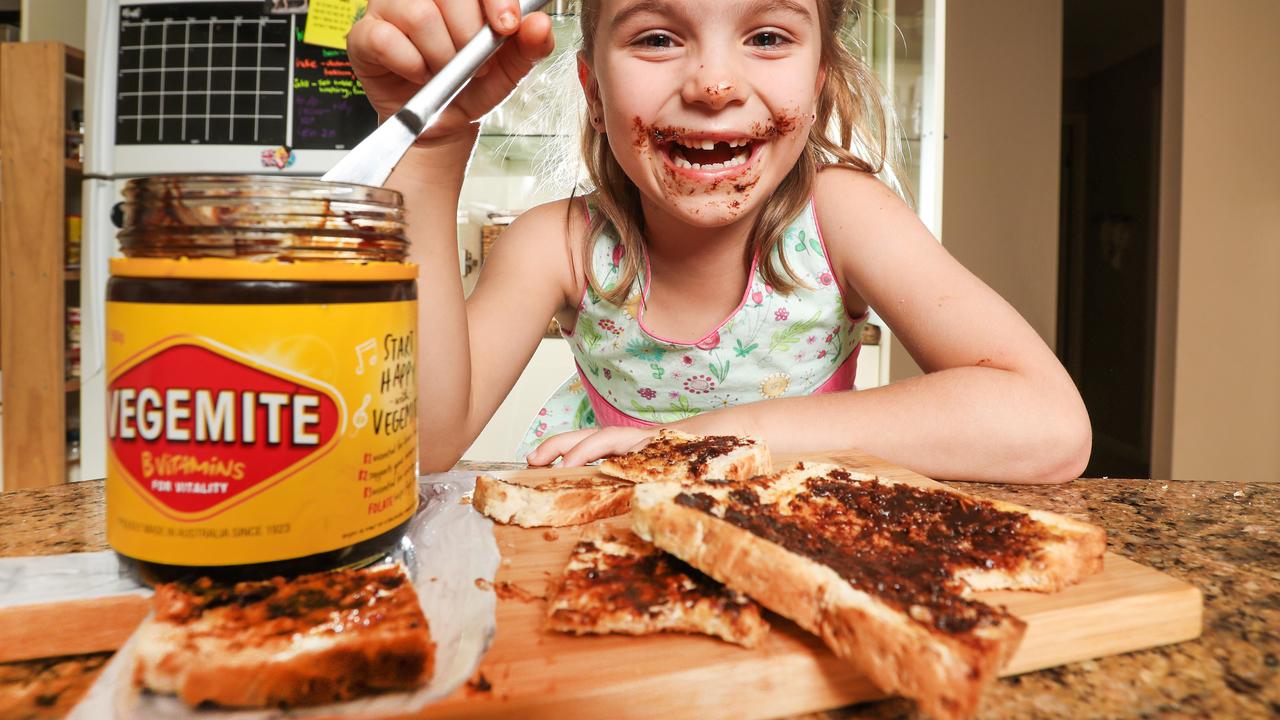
[118,175,408,263]
[123,174,403,207]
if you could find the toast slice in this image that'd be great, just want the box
[631,462,1106,720]
[133,564,433,708]
[547,529,768,648]
[473,473,634,527]
[600,429,771,483]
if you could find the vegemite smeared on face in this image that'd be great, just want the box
[106,176,418,584]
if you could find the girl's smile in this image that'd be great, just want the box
[641,123,764,185]
[657,134,759,175]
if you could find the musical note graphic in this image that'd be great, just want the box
[352,394,372,431]
[353,338,378,375]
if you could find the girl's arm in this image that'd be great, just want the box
[350,1,570,470]
[704,166,1090,483]
[391,153,582,470]
[532,167,1090,484]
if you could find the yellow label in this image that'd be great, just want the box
[106,299,417,566]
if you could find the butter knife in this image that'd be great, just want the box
[324,0,552,187]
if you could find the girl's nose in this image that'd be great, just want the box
[682,63,747,110]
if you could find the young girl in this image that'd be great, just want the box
[346,0,1091,483]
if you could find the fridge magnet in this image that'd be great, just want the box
[260,145,297,169]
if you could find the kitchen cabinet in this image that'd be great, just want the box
[0,42,84,489]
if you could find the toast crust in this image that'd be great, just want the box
[632,496,1022,720]
[547,529,768,648]
[473,473,634,527]
[599,429,771,483]
[632,463,1107,720]
[133,564,433,708]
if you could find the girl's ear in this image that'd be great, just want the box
[578,52,605,132]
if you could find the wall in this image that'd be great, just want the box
[891,0,1063,382]
[20,0,85,50]
[1162,0,1280,481]
[1150,0,1183,479]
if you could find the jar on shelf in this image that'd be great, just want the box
[65,214,82,268]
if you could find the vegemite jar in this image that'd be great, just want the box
[106,176,418,584]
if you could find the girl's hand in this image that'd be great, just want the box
[526,427,657,468]
[347,0,555,141]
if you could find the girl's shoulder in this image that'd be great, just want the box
[510,194,591,240]
[811,164,921,253]
[489,195,593,308]
[812,164,905,230]
[810,165,918,315]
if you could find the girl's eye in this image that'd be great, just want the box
[748,31,789,48]
[636,32,675,48]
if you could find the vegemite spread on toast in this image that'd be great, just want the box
[675,466,1054,636]
[106,176,418,583]
[622,432,755,476]
[553,533,751,624]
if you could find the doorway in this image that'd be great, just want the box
[1058,0,1163,478]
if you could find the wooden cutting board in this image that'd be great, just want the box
[424,450,1203,719]
[0,450,1203,719]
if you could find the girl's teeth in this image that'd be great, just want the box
[672,147,751,172]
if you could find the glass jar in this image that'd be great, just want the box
[106,176,419,584]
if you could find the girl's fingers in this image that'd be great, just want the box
[526,429,594,466]
[347,16,429,84]
[436,0,486,50]
[513,11,556,63]
[450,10,551,121]
[557,434,610,468]
[625,435,656,453]
[375,0,456,76]
[482,0,521,35]
[560,429,643,468]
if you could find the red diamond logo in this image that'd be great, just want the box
[108,337,344,519]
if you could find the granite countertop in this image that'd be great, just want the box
[0,465,1276,719]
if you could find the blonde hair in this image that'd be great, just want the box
[576,0,901,304]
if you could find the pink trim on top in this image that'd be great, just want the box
[810,193,871,323]
[635,239,762,347]
[561,198,595,338]
[576,362,657,429]
[813,344,860,394]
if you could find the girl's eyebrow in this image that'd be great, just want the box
[742,0,814,24]
[609,0,814,30]
[609,0,682,28]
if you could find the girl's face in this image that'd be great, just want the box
[582,0,824,228]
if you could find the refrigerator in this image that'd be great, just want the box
[80,0,378,480]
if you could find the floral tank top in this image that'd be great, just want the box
[516,198,868,457]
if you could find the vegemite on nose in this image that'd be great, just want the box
[106,175,418,584]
